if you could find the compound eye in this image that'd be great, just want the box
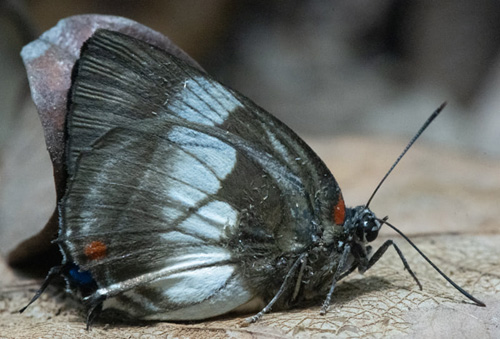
[365,228,379,242]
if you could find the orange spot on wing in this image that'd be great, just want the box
[84,241,107,260]
[333,195,346,225]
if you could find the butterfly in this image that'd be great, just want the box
[21,29,484,327]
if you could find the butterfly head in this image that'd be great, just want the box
[344,206,382,244]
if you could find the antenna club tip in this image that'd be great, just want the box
[438,101,448,111]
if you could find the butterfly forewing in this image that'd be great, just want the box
[68,30,340,205]
[61,29,345,319]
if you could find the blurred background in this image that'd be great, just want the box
[0,0,499,256]
[2,0,500,154]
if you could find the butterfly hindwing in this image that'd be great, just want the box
[61,118,307,318]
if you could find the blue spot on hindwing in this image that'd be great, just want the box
[67,264,94,286]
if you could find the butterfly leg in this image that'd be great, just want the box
[85,294,105,330]
[337,262,358,281]
[320,244,351,315]
[360,239,422,290]
[245,252,308,324]
[19,265,63,313]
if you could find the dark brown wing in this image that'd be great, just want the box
[59,30,344,319]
